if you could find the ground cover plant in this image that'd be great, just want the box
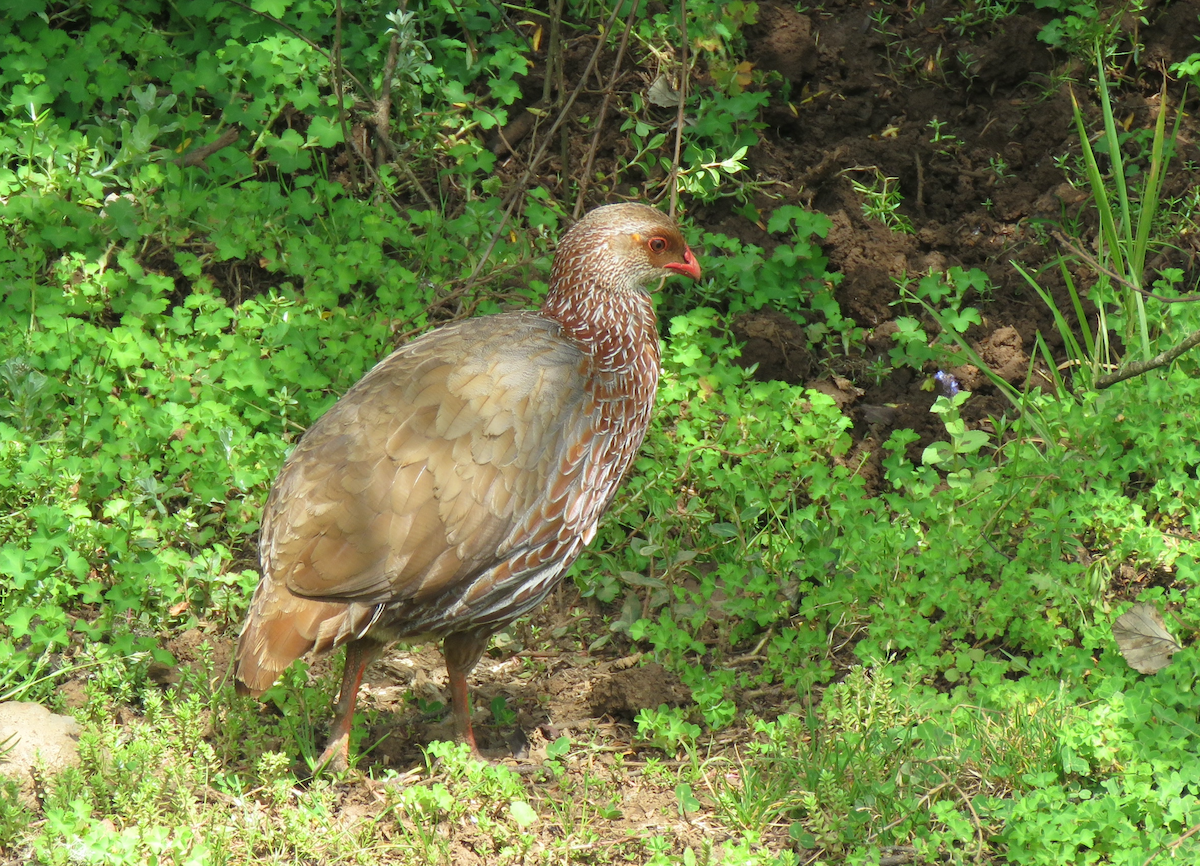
[1,0,1199,863]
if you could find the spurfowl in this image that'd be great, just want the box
[235,203,700,770]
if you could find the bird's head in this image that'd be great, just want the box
[549,203,701,297]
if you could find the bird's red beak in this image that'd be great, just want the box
[665,246,701,280]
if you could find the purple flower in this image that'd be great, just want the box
[935,370,960,397]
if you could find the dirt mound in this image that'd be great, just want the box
[733,0,1200,464]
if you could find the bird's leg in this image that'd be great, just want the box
[442,630,492,756]
[316,637,383,773]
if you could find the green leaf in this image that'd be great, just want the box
[251,0,290,16]
[620,570,665,588]
[5,607,33,640]
[306,115,343,148]
[267,129,310,173]
[508,800,538,828]
[0,547,29,588]
[956,430,991,454]
[675,783,701,815]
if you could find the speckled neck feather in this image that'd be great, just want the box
[540,204,665,381]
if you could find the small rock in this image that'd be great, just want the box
[974,326,1029,384]
[0,702,82,809]
[589,662,688,720]
[732,310,814,384]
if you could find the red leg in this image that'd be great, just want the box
[442,630,491,756]
[317,638,381,772]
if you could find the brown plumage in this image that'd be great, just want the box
[235,203,701,770]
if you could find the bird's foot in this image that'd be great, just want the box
[314,733,351,775]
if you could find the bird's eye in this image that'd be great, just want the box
[648,237,668,253]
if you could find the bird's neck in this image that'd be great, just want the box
[540,279,661,382]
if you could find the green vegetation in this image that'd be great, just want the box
[2,1,1199,864]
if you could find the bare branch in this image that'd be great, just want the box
[457,3,624,295]
[572,0,642,219]
[175,127,242,169]
[668,0,688,219]
[1095,327,1200,388]
[1051,230,1200,304]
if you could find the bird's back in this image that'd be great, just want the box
[235,310,655,695]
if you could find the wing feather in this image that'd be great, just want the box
[260,313,594,612]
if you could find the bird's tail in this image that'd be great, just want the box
[234,579,359,696]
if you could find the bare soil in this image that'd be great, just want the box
[728,0,1200,482]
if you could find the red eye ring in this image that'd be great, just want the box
[648,237,668,253]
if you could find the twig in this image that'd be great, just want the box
[1050,230,1200,304]
[457,4,623,294]
[795,144,849,188]
[444,0,480,63]
[222,0,370,97]
[340,131,435,217]
[390,259,535,340]
[543,0,563,107]
[1142,821,1200,866]
[367,134,439,212]
[225,0,436,209]
[333,0,353,185]
[572,0,642,219]
[948,777,989,863]
[1095,326,1200,388]
[546,0,567,175]
[366,18,438,211]
[374,19,401,169]
[668,0,688,219]
[175,127,241,169]
[1048,229,1200,388]
[914,152,925,214]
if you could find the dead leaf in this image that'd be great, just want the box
[1112,602,1182,674]
[735,61,754,89]
[647,75,679,107]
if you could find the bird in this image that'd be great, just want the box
[234,202,701,771]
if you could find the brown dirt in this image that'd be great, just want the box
[155,591,801,854]
[722,0,1200,474]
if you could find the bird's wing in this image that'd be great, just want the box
[260,312,596,606]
